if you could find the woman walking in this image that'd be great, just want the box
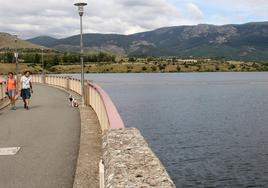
[6,72,18,110]
[20,71,33,110]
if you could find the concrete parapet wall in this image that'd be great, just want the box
[30,75,174,187]
[0,82,7,101]
[0,81,13,110]
[102,128,175,188]
[32,75,124,132]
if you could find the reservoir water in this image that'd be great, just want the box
[74,72,268,187]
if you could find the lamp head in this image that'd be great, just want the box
[74,1,87,16]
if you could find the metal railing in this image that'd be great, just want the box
[32,75,125,132]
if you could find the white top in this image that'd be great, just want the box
[21,76,31,89]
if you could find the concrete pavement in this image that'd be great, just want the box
[0,84,81,188]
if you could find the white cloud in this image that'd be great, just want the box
[0,0,266,39]
[187,3,203,20]
[0,0,182,39]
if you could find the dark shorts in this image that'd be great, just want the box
[21,89,31,100]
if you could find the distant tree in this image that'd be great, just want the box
[34,53,41,64]
[142,66,147,71]
[98,52,105,62]
[53,55,60,66]
[119,59,125,64]
[215,65,220,71]
[252,62,258,68]
[6,52,14,63]
[229,64,236,69]
[128,57,136,62]
[158,64,166,71]
[23,53,35,64]
[127,65,133,70]
[147,57,154,62]
[63,52,69,63]
[151,66,157,72]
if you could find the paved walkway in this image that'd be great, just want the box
[73,106,102,188]
[0,84,81,188]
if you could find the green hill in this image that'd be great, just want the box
[0,33,42,50]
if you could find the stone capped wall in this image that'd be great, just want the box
[102,128,175,188]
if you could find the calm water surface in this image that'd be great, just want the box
[73,73,268,187]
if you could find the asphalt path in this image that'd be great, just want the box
[0,84,81,188]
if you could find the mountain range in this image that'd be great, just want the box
[11,22,268,61]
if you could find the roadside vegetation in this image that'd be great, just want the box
[0,50,268,74]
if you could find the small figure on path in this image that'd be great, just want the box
[69,94,79,107]
[20,71,33,110]
[6,72,18,110]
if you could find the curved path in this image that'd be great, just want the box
[0,84,81,188]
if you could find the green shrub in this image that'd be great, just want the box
[142,66,147,71]
[151,66,157,72]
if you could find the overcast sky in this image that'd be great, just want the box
[0,0,267,39]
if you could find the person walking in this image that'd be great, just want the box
[20,71,33,110]
[6,72,18,110]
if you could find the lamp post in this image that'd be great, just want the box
[74,1,87,106]
[41,47,45,83]
[14,35,18,80]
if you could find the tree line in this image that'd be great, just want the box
[0,51,116,68]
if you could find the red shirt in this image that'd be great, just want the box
[7,78,16,90]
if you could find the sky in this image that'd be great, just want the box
[0,0,267,39]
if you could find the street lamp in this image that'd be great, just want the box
[41,47,45,83]
[14,35,19,81]
[74,1,87,106]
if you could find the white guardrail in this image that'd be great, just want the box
[31,75,125,132]
[0,77,7,101]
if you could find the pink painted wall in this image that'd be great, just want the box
[88,82,125,129]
